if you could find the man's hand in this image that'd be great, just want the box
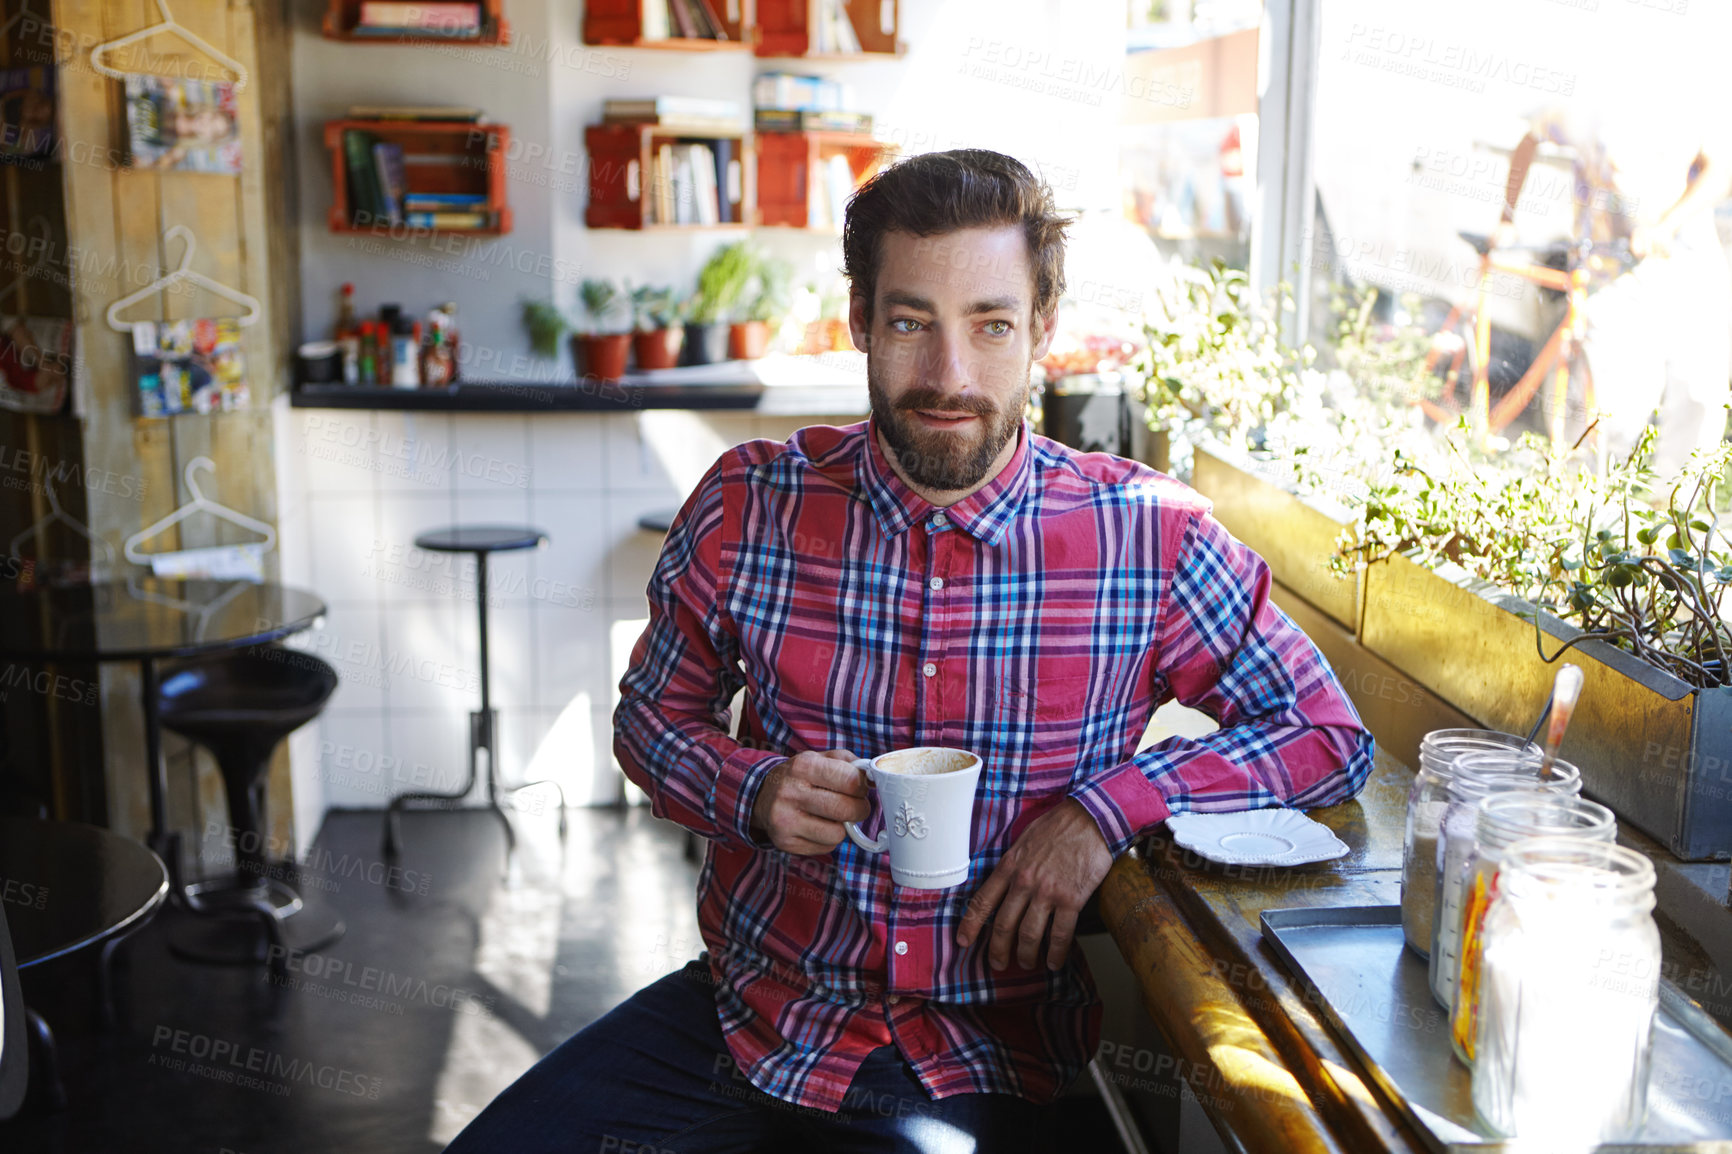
[957,799,1113,972]
[750,749,869,855]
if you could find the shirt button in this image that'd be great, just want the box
[921,663,936,678]
[929,577,944,591]
[930,512,947,528]
[895,941,909,956]
[887,995,901,1005]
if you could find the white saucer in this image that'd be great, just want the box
[1164,808,1349,866]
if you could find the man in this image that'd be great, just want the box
[445,150,1373,1152]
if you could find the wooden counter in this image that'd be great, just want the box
[1100,748,1426,1153]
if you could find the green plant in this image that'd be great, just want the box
[521,298,571,359]
[688,241,755,325]
[629,284,682,332]
[578,278,629,335]
[744,254,794,325]
[1130,260,1311,453]
[1335,420,1732,689]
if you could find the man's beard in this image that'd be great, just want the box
[867,360,1029,493]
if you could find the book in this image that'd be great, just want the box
[653,142,675,224]
[405,211,492,229]
[641,0,670,40]
[403,192,488,211]
[371,141,407,225]
[690,0,728,38]
[753,72,850,113]
[754,109,873,133]
[605,96,742,120]
[357,2,480,29]
[688,143,718,224]
[712,137,734,222]
[603,114,745,134]
[347,105,483,121]
[348,24,482,38]
[667,0,696,38]
[342,129,381,223]
[125,74,242,173]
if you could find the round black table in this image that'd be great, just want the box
[387,527,562,857]
[0,579,325,880]
[0,817,169,1109]
[0,818,168,969]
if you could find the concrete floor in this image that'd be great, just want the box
[3,806,1130,1153]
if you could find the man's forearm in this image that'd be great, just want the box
[612,688,782,848]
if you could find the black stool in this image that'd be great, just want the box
[157,646,343,972]
[384,525,568,859]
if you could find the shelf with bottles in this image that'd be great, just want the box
[755,131,892,230]
[585,124,750,230]
[583,0,748,49]
[324,119,511,237]
[324,287,463,389]
[753,0,901,58]
[322,0,511,44]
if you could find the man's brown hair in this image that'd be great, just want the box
[841,149,1071,325]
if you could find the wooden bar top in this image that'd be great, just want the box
[1099,748,1428,1154]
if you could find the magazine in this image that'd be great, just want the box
[124,74,242,174]
[132,317,249,417]
[0,315,71,414]
[0,67,54,160]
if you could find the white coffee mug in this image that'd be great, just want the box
[844,747,982,889]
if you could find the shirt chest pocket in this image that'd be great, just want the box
[988,671,1094,796]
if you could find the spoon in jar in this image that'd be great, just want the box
[1535,663,1584,780]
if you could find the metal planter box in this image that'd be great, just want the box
[1192,444,1362,632]
[1362,552,1732,861]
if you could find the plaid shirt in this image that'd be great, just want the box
[613,419,1373,1113]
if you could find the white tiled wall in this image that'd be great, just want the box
[273,402,862,842]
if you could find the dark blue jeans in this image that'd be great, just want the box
[442,956,1059,1153]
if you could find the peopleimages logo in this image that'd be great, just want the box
[150,1025,383,1099]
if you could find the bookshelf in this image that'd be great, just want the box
[585,124,750,230]
[583,0,748,48]
[755,131,892,229]
[754,0,902,57]
[324,119,512,236]
[322,0,512,44]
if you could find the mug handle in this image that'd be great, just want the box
[843,758,888,853]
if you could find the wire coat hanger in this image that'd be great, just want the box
[89,0,248,91]
[123,456,275,564]
[7,475,117,565]
[105,226,262,331]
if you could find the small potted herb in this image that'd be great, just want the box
[683,242,754,365]
[731,252,792,361]
[629,283,684,371]
[574,278,632,382]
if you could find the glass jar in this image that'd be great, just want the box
[1403,730,1539,958]
[1429,751,1582,1010]
[1448,793,1616,1066]
[1471,837,1660,1142]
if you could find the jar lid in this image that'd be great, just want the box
[1474,792,1616,850]
[1449,750,1582,800]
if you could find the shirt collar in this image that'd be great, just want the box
[856,417,1033,546]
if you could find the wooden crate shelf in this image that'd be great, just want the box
[753,0,901,57]
[754,130,892,229]
[584,0,747,47]
[322,0,511,43]
[586,123,750,230]
[324,119,512,236]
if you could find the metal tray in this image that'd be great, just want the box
[1260,904,1732,1152]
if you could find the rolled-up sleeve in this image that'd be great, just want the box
[1069,509,1375,856]
[612,456,783,849]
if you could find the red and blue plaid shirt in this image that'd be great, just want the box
[613,418,1373,1113]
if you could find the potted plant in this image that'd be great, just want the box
[731,252,793,361]
[683,242,754,366]
[629,283,684,371]
[574,278,632,382]
[522,298,570,360]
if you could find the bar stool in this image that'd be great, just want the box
[384,525,568,859]
[157,645,343,973]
